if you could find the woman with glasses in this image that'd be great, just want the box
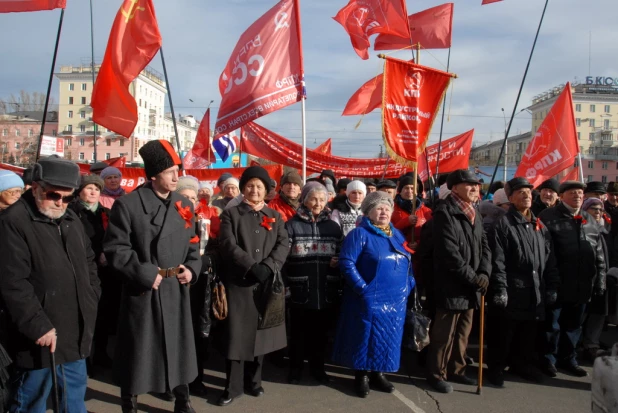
[0,170,24,213]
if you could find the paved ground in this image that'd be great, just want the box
[80,325,618,413]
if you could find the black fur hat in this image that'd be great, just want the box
[139,140,181,179]
[239,166,272,193]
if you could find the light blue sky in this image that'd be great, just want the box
[0,0,615,157]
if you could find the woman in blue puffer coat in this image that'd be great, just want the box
[332,191,415,398]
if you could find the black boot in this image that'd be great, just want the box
[354,370,370,398]
[121,394,138,413]
[370,372,395,393]
[173,385,196,413]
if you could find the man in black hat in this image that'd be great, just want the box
[486,177,559,387]
[605,182,618,236]
[531,178,559,216]
[104,139,202,413]
[376,180,397,199]
[364,178,377,193]
[426,169,491,394]
[584,181,607,200]
[538,180,606,378]
[90,161,109,176]
[0,157,101,412]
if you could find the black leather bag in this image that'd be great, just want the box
[254,264,285,330]
[403,289,431,352]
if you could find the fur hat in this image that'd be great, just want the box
[138,140,181,179]
[346,180,367,197]
[0,170,24,192]
[239,166,272,193]
[559,180,586,194]
[32,156,80,189]
[280,171,303,187]
[21,167,33,185]
[361,190,394,216]
[77,174,104,194]
[176,176,199,195]
[492,188,510,206]
[100,166,122,180]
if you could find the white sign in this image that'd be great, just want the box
[40,136,64,157]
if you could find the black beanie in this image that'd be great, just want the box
[239,166,272,193]
[139,140,182,179]
[397,174,423,194]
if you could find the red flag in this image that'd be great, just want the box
[514,83,579,187]
[560,167,579,183]
[343,74,383,116]
[417,130,474,181]
[333,0,410,60]
[91,0,162,139]
[374,3,454,51]
[215,0,303,137]
[315,138,332,155]
[0,0,65,13]
[382,57,454,167]
[183,109,216,169]
[482,0,503,4]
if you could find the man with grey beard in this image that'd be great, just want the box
[0,156,101,413]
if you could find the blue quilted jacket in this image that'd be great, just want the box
[331,217,415,372]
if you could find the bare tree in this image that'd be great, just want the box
[0,91,57,114]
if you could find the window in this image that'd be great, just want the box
[587,175,594,183]
[589,132,595,140]
[91,153,95,161]
[576,118,581,126]
[81,97,87,105]
[1,129,7,137]
[590,119,596,127]
[605,119,610,129]
[78,152,84,160]
[69,83,74,91]
[66,138,72,146]
[577,132,581,140]
[119,139,124,147]
[106,139,111,146]
[68,97,74,105]
[28,129,33,137]
[588,161,594,169]
[79,138,84,146]
[139,98,142,107]
[67,125,72,133]
[602,176,608,183]
[590,105,596,113]
[575,104,581,112]
[79,125,86,132]
[52,129,57,136]
[105,153,111,160]
[15,129,20,136]
[605,105,611,113]
[603,162,608,170]
[14,142,20,149]
[80,111,86,119]
[68,110,73,118]
[81,83,87,91]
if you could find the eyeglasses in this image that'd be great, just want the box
[588,207,604,212]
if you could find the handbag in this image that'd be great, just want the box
[211,266,228,321]
[402,288,431,352]
[254,264,285,330]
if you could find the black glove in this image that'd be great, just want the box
[473,274,489,291]
[250,263,272,284]
[492,290,508,308]
[546,290,557,306]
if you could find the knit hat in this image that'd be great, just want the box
[376,179,397,190]
[397,173,423,194]
[300,181,327,204]
[438,183,451,200]
[239,166,272,193]
[361,190,394,215]
[324,177,335,194]
[537,178,560,193]
[559,180,586,194]
[199,181,213,194]
[22,167,33,185]
[77,174,104,194]
[176,176,199,195]
[346,180,367,197]
[217,173,233,187]
[280,171,303,187]
[32,156,80,189]
[337,178,352,192]
[138,139,182,179]
[582,197,603,212]
[584,181,607,195]
[100,166,122,180]
[90,161,109,174]
[0,170,24,192]
[221,177,240,190]
[492,188,510,206]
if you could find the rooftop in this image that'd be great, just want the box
[531,81,618,106]
[58,60,165,87]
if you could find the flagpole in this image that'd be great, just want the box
[90,0,97,163]
[159,47,182,159]
[411,42,421,216]
[35,9,65,162]
[294,0,307,183]
[578,153,584,181]
[486,0,549,194]
[434,47,451,178]
[205,100,213,169]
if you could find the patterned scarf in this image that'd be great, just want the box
[371,222,392,237]
[450,192,476,223]
[243,198,265,212]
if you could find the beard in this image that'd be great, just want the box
[34,189,66,220]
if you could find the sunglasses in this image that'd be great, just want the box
[588,207,604,211]
[43,190,75,204]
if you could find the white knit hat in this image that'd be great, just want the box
[222,177,240,190]
[492,188,510,206]
[346,180,367,197]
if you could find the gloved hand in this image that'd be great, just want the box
[250,263,272,284]
[473,274,490,291]
[593,287,606,297]
[546,290,558,306]
[492,290,508,308]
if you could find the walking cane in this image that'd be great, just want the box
[50,348,60,413]
[476,294,485,395]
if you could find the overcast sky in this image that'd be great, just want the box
[0,0,615,157]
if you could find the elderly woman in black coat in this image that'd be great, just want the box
[217,166,289,407]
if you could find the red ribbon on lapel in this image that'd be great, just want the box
[403,242,416,255]
[535,218,543,232]
[175,201,194,229]
[604,213,612,225]
[574,215,587,225]
[101,210,109,231]
[190,235,200,244]
[260,216,276,231]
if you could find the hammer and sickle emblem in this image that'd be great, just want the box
[274,11,289,31]
[122,0,146,24]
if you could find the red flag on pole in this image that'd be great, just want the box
[183,109,216,169]
[0,0,65,13]
[482,0,503,4]
[214,0,304,137]
[91,0,162,139]
[374,3,454,51]
[333,0,410,60]
[343,74,383,116]
[315,138,332,155]
[514,83,579,187]
[417,130,474,181]
[382,57,454,167]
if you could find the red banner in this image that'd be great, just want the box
[242,122,409,178]
[77,156,126,175]
[374,3,454,51]
[382,57,453,167]
[117,165,283,194]
[514,83,579,188]
[0,0,65,13]
[417,130,474,181]
[315,139,332,155]
[184,109,216,169]
[215,0,303,137]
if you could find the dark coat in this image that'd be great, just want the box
[103,183,202,394]
[489,207,559,320]
[217,203,290,361]
[432,195,492,311]
[588,218,617,315]
[283,206,343,310]
[0,190,101,369]
[68,201,110,259]
[531,196,552,217]
[539,203,606,305]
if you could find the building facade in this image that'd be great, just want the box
[470,132,533,167]
[0,112,59,166]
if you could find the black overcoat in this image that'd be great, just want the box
[103,183,201,394]
[217,203,289,361]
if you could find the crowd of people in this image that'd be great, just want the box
[0,142,614,412]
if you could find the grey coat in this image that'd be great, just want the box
[103,183,202,394]
[218,203,290,361]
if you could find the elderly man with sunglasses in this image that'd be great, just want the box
[0,156,101,413]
